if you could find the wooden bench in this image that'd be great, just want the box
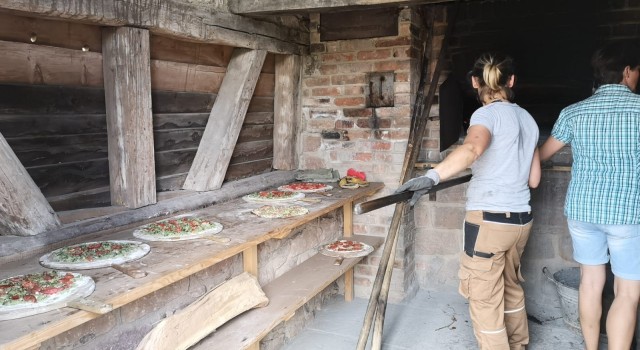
[0,182,384,350]
[194,234,383,350]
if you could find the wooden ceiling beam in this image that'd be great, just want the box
[231,0,454,15]
[0,0,307,54]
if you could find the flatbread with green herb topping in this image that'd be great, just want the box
[39,240,150,270]
[133,215,223,242]
[251,205,309,219]
[242,190,305,203]
[0,271,94,321]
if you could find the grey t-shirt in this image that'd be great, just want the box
[466,102,539,212]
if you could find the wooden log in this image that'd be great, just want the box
[102,26,156,208]
[272,54,301,170]
[183,48,267,191]
[135,272,269,350]
[0,132,60,236]
[231,0,452,15]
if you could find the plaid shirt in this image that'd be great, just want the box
[552,84,640,224]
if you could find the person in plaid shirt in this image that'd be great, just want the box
[540,40,640,350]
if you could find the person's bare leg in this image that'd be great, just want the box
[606,277,640,350]
[579,264,606,350]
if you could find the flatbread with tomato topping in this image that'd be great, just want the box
[319,239,374,258]
[133,215,223,242]
[277,182,333,193]
[39,240,150,270]
[0,271,94,321]
[242,190,305,203]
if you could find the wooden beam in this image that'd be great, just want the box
[272,54,301,170]
[102,26,156,208]
[0,0,307,54]
[0,132,60,236]
[231,0,453,15]
[183,48,267,191]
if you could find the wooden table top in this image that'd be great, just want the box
[0,182,384,350]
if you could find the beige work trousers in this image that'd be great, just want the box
[458,210,533,350]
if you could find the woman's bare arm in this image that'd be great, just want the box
[433,125,491,181]
[529,148,541,188]
[539,136,566,162]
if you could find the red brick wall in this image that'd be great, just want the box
[300,7,448,301]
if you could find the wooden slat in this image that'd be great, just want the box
[272,54,301,170]
[225,159,273,181]
[321,8,398,41]
[0,84,217,115]
[237,124,274,143]
[247,96,274,113]
[0,12,102,52]
[0,40,103,87]
[194,235,385,350]
[183,48,267,191]
[0,132,60,236]
[6,134,108,167]
[244,112,274,125]
[102,26,156,208]
[150,35,233,67]
[0,0,306,54]
[151,59,226,93]
[28,159,110,198]
[0,114,107,138]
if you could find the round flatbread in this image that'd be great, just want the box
[40,240,150,270]
[319,239,374,258]
[251,205,309,219]
[277,182,333,193]
[0,271,95,321]
[242,190,305,203]
[133,215,223,242]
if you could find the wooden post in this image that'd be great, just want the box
[102,26,156,209]
[343,202,354,301]
[272,54,301,170]
[0,132,60,236]
[243,245,259,277]
[183,48,267,191]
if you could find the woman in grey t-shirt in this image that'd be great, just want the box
[397,53,540,350]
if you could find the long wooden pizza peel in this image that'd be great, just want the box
[354,174,472,215]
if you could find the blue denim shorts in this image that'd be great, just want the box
[567,219,640,280]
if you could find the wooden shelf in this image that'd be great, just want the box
[194,235,384,350]
[0,183,384,350]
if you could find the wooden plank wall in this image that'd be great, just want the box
[0,12,275,211]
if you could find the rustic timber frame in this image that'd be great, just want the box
[0,0,307,55]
